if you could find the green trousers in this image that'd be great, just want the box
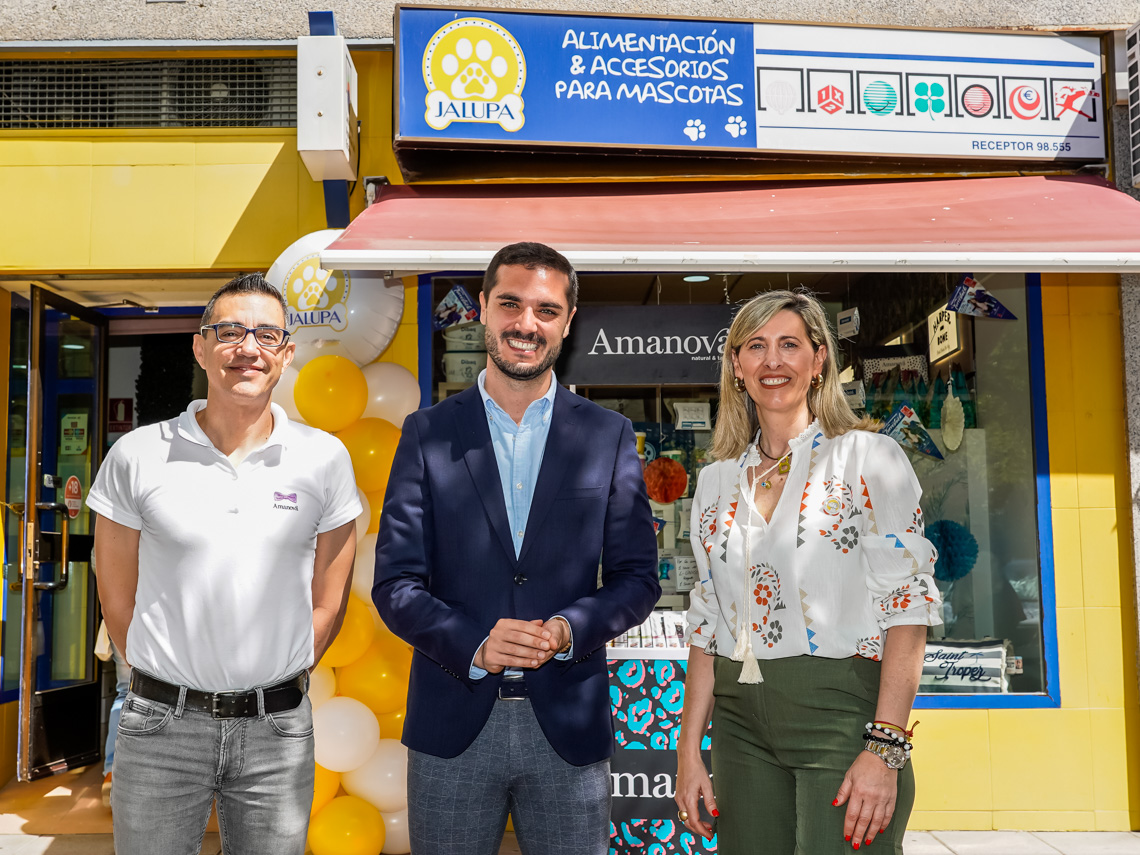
[711,655,915,855]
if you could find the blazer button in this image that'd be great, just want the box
[514,573,527,585]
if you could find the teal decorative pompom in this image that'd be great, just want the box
[927,519,979,582]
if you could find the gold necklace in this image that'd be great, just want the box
[753,450,792,490]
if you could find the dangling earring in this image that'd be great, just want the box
[734,377,747,392]
[810,373,823,389]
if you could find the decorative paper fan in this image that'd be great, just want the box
[942,390,965,452]
[644,457,689,504]
[927,519,979,582]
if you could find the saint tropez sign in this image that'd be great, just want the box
[395,6,1105,161]
[556,305,731,385]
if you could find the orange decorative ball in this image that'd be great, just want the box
[643,457,688,504]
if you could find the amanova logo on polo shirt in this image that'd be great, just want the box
[273,491,299,511]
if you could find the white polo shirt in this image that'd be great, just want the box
[87,400,362,692]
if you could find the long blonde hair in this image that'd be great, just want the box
[711,289,875,461]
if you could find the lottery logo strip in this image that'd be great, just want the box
[751,23,1103,160]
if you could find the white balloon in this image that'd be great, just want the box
[342,739,408,814]
[361,362,421,427]
[355,489,371,544]
[380,808,411,855]
[309,664,336,710]
[352,533,377,603]
[271,366,306,424]
[312,696,380,773]
[267,230,406,369]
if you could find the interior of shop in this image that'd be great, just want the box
[431,269,1046,694]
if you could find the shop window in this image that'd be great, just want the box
[426,271,1051,699]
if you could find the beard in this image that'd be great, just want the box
[485,330,563,381]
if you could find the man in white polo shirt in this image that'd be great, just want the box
[88,273,361,855]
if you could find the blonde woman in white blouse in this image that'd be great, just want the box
[674,290,942,855]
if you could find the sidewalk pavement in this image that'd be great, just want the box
[0,831,1136,853]
[0,830,1135,854]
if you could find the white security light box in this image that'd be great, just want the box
[298,34,359,181]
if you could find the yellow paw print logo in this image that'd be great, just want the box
[423,18,526,132]
[285,258,345,313]
[441,37,508,99]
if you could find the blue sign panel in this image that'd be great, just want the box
[396,6,756,150]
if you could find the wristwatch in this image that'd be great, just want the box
[863,739,908,770]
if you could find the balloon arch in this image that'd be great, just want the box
[267,231,421,855]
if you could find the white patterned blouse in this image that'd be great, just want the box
[686,421,943,665]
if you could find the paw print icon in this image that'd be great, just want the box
[683,119,707,141]
[724,115,748,138]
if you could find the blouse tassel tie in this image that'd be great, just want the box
[733,492,764,684]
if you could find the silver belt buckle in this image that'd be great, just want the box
[498,677,527,701]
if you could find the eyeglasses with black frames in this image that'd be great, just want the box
[200,323,291,349]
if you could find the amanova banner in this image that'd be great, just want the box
[557,305,731,385]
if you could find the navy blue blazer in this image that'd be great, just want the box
[373,383,660,766]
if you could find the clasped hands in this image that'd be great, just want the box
[474,617,570,673]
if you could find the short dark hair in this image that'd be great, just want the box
[482,242,578,312]
[200,273,288,328]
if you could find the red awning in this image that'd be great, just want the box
[321,175,1140,274]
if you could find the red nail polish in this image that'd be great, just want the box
[867,838,873,845]
[845,835,851,842]
[854,844,860,851]
[711,809,719,817]
[832,799,839,806]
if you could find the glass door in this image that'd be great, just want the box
[7,285,106,780]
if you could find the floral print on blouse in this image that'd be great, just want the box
[686,422,943,662]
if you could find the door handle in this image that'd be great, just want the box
[32,502,69,592]
[8,503,25,591]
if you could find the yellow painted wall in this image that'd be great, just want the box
[0,51,402,276]
[910,274,1140,832]
[2,48,1138,831]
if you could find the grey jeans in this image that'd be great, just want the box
[111,687,315,855]
[407,699,611,855]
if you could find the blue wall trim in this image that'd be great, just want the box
[308,11,338,36]
[913,274,1060,710]
[417,274,433,409]
[322,181,351,229]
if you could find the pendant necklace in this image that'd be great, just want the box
[753,449,792,490]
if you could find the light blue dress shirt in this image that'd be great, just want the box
[469,369,572,679]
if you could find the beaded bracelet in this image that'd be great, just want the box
[864,721,913,748]
[871,720,918,738]
[862,731,913,755]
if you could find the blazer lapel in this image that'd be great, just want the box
[454,389,517,566]
[517,386,582,565]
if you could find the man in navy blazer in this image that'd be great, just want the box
[375,242,659,855]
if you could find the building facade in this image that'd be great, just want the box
[1,0,1138,834]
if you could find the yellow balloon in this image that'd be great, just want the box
[364,489,385,534]
[336,635,411,717]
[337,418,401,493]
[320,596,375,668]
[294,355,368,433]
[308,796,385,855]
[312,764,341,816]
[376,707,406,741]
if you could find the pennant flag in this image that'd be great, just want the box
[947,274,1017,320]
[881,402,944,460]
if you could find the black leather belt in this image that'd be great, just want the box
[129,670,306,719]
[498,677,528,700]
